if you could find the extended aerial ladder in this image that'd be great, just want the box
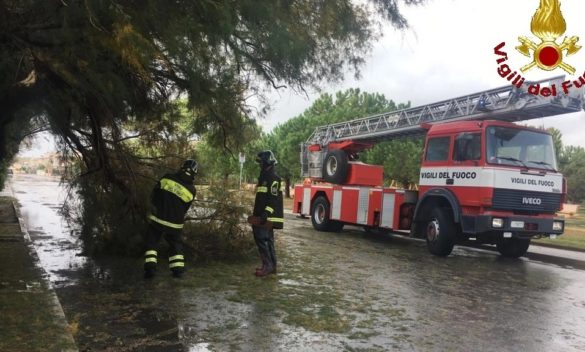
[301,75,584,181]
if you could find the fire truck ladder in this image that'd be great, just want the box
[301,76,584,178]
[306,75,583,146]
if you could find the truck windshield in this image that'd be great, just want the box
[486,126,557,171]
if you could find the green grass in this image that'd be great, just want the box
[565,205,585,228]
[535,232,585,250]
[534,205,585,250]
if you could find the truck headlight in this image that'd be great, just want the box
[552,221,564,231]
[492,218,504,228]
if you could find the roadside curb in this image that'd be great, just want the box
[7,186,78,351]
[531,242,585,253]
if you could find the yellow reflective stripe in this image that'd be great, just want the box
[265,206,274,214]
[268,217,284,223]
[160,178,194,203]
[169,255,184,261]
[169,262,185,268]
[257,186,267,193]
[145,257,157,263]
[148,214,184,229]
[270,181,279,195]
[145,250,157,256]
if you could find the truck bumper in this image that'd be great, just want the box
[461,215,564,238]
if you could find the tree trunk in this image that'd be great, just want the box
[284,176,291,198]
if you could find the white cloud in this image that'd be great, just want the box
[261,0,585,148]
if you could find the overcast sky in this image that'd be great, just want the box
[260,0,585,148]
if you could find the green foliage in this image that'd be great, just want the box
[264,88,414,187]
[547,127,563,165]
[1,0,425,162]
[361,137,423,188]
[541,128,585,203]
[183,188,256,261]
[195,116,263,187]
[0,158,14,191]
[58,98,265,255]
[562,146,585,203]
[0,116,37,190]
[58,99,263,254]
[1,0,425,253]
[61,161,151,255]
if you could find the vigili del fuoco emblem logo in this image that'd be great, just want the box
[517,0,580,74]
[494,0,585,96]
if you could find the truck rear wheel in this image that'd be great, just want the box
[322,149,348,184]
[496,238,530,258]
[425,208,456,256]
[311,196,344,232]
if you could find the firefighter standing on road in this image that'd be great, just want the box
[248,150,284,277]
[144,160,197,279]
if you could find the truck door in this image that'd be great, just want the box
[452,132,482,207]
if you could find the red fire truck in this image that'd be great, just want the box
[293,76,583,257]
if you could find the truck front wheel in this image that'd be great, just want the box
[425,208,456,256]
[496,238,530,258]
[311,196,344,232]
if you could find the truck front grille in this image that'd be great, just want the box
[492,189,561,213]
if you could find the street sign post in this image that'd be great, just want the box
[238,152,245,189]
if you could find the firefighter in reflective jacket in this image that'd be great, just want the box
[248,150,284,277]
[144,160,197,278]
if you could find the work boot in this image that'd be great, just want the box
[255,254,268,274]
[256,266,277,274]
[171,269,184,279]
[255,264,275,277]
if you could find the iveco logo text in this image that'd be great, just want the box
[522,197,542,205]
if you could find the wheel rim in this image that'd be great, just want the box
[326,156,338,176]
[314,204,326,224]
[427,219,440,242]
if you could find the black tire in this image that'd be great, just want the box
[496,238,530,258]
[329,220,344,232]
[322,149,349,184]
[425,208,457,256]
[311,196,344,232]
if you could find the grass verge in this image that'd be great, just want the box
[534,205,585,251]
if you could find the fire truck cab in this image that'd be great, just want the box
[415,120,564,256]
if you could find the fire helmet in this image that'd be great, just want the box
[255,150,277,166]
[181,159,198,176]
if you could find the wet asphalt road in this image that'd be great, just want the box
[9,174,585,351]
